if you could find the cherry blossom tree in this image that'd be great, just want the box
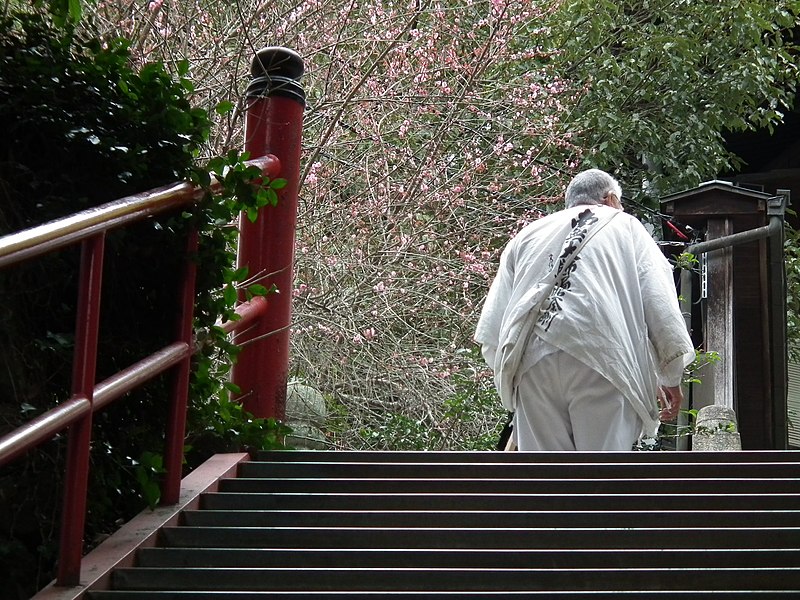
[89,0,574,449]
[87,0,799,449]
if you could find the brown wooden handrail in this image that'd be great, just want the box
[2,44,305,592]
[0,154,280,586]
[0,155,277,268]
[0,154,279,466]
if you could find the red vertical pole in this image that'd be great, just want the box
[232,47,305,420]
[161,227,199,505]
[57,233,105,586]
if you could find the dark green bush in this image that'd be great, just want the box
[0,8,286,597]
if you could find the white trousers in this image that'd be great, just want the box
[513,350,642,451]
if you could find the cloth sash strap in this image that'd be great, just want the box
[494,208,620,411]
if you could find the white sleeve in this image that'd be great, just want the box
[474,246,514,370]
[636,228,695,386]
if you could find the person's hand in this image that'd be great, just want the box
[658,385,684,421]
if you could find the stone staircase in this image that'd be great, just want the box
[87,450,800,598]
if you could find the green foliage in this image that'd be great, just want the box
[672,251,700,272]
[134,451,166,510]
[683,349,721,386]
[0,8,202,590]
[654,408,738,447]
[785,222,800,362]
[193,394,292,451]
[358,412,441,450]
[33,0,86,26]
[0,7,288,597]
[336,357,507,451]
[189,149,283,333]
[185,149,290,469]
[187,387,293,466]
[0,12,209,229]
[635,350,722,450]
[441,370,509,451]
[544,0,800,199]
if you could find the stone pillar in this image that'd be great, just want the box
[692,405,742,451]
[285,382,328,449]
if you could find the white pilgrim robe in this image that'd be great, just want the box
[475,204,695,438]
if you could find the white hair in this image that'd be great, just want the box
[564,169,623,208]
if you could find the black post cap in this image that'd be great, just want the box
[251,47,304,80]
[247,47,305,104]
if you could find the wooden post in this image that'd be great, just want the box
[704,218,735,411]
[232,48,305,420]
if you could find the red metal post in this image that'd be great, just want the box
[57,233,105,586]
[161,227,199,505]
[232,47,305,420]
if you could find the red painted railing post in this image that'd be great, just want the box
[161,227,199,505]
[57,233,105,586]
[232,47,305,420]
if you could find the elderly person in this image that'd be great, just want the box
[475,169,695,451]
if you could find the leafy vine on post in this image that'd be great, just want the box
[231,47,306,422]
[0,5,292,594]
[186,148,294,471]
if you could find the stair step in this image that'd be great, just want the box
[180,509,800,529]
[135,547,800,569]
[239,460,800,479]
[201,491,800,511]
[84,450,800,597]
[218,476,800,494]
[87,591,800,599]
[109,566,800,591]
[256,450,800,463]
[157,525,800,549]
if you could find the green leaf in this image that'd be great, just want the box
[224,382,242,394]
[270,178,288,190]
[69,0,82,22]
[140,480,161,509]
[255,188,270,208]
[215,101,234,116]
[207,157,226,175]
[230,266,249,282]
[223,284,238,306]
[223,266,249,285]
[247,284,269,297]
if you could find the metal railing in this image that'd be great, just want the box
[0,155,279,585]
[0,46,305,588]
[679,191,789,449]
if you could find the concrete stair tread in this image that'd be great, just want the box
[238,460,800,478]
[87,592,800,599]
[201,491,800,511]
[217,476,800,494]
[83,450,800,597]
[179,508,800,528]
[109,566,800,591]
[156,524,800,549]
[255,450,800,463]
[135,546,800,568]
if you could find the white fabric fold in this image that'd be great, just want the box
[475,204,695,437]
